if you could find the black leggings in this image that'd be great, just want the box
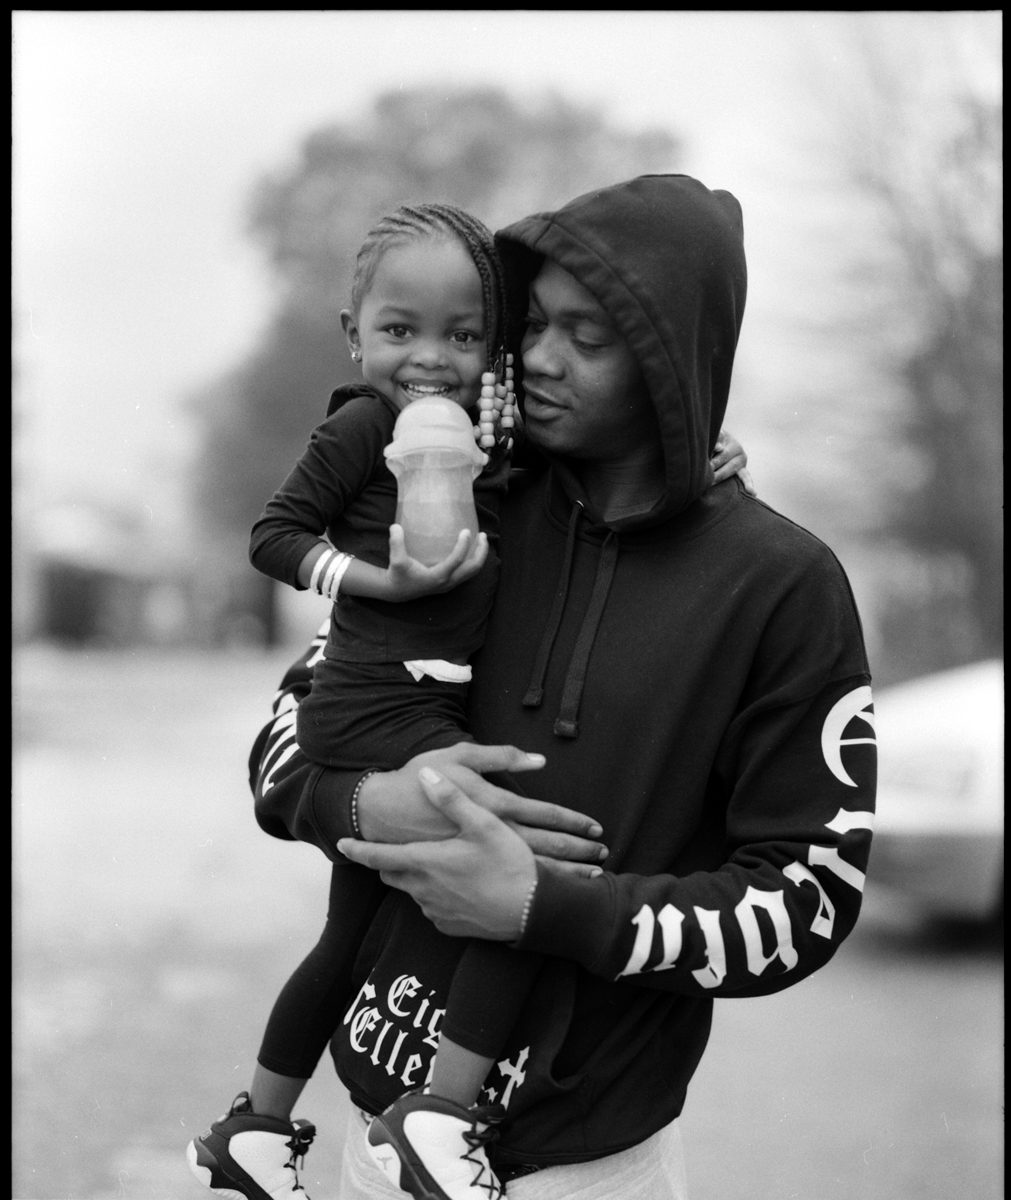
[256,856,541,1079]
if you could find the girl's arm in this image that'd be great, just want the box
[250,401,386,590]
[295,525,488,604]
[250,622,606,866]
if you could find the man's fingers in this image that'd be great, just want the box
[537,857,605,880]
[450,743,548,776]
[338,837,416,872]
[503,795,604,840]
[448,747,605,839]
[417,767,502,836]
[523,828,609,864]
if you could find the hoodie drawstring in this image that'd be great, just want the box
[522,503,581,710]
[522,504,619,740]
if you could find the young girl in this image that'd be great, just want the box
[187,203,751,1200]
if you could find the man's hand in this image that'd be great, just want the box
[340,766,574,940]
[354,742,608,867]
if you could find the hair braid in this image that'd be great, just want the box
[349,203,510,371]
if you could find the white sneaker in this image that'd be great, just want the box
[366,1091,505,1199]
[186,1091,315,1199]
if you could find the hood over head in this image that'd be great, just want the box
[496,174,747,526]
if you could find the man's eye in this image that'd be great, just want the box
[523,315,546,333]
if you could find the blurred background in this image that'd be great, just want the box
[12,10,1002,1199]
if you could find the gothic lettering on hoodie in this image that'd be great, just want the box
[341,971,532,1109]
[258,621,328,798]
[821,686,876,787]
[617,685,876,983]
[616,804,874,984]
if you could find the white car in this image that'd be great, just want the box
[868,659,1003,924]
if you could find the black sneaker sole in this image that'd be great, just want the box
[187,1137,257,1200]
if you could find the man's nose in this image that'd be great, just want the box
[522,330,563,377]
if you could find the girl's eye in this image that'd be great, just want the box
[450,330,481,346]
[385,325,410,338]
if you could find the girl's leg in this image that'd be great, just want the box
[248,1065,310,1123]
[188,854,388,1198]
[364,946,542,1199]
[252,858,388,1118]
[429,941,543,1106]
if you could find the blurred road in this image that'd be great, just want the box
[13,644,1003,1200]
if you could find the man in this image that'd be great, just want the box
[252,174,876,1199]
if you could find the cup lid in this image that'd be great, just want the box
[384,396,488,465]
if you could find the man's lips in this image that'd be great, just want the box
[523,386,566,414]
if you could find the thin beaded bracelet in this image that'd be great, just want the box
[349,769,381,839]
[517,877,539,939]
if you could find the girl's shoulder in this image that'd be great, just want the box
[325,383,398,427]
[308,386,398,478]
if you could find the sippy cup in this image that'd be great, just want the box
[383,397,488,566]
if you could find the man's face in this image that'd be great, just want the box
[519,260,657,462]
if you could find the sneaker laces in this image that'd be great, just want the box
[285,1124,316,1193]
[459,1109,505,1200]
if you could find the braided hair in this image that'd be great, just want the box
[349,203,510,373]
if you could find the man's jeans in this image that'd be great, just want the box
[338,1108,689,1199]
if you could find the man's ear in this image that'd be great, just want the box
[340,310,360,359]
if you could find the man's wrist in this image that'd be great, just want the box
[349,769,383,840]
[516,873,539,941]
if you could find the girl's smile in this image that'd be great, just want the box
[342,238,488,413]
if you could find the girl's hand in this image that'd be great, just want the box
[383,524,489,600]
[712,429,757,496]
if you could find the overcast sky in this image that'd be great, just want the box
[11,10,1000,532]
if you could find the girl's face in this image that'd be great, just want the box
[341,237,488,412]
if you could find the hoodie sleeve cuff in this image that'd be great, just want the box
[305,767,364,855]
[516,862,616,974]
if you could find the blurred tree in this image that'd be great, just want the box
[188,86,680,643]
[799,15,1002,683]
